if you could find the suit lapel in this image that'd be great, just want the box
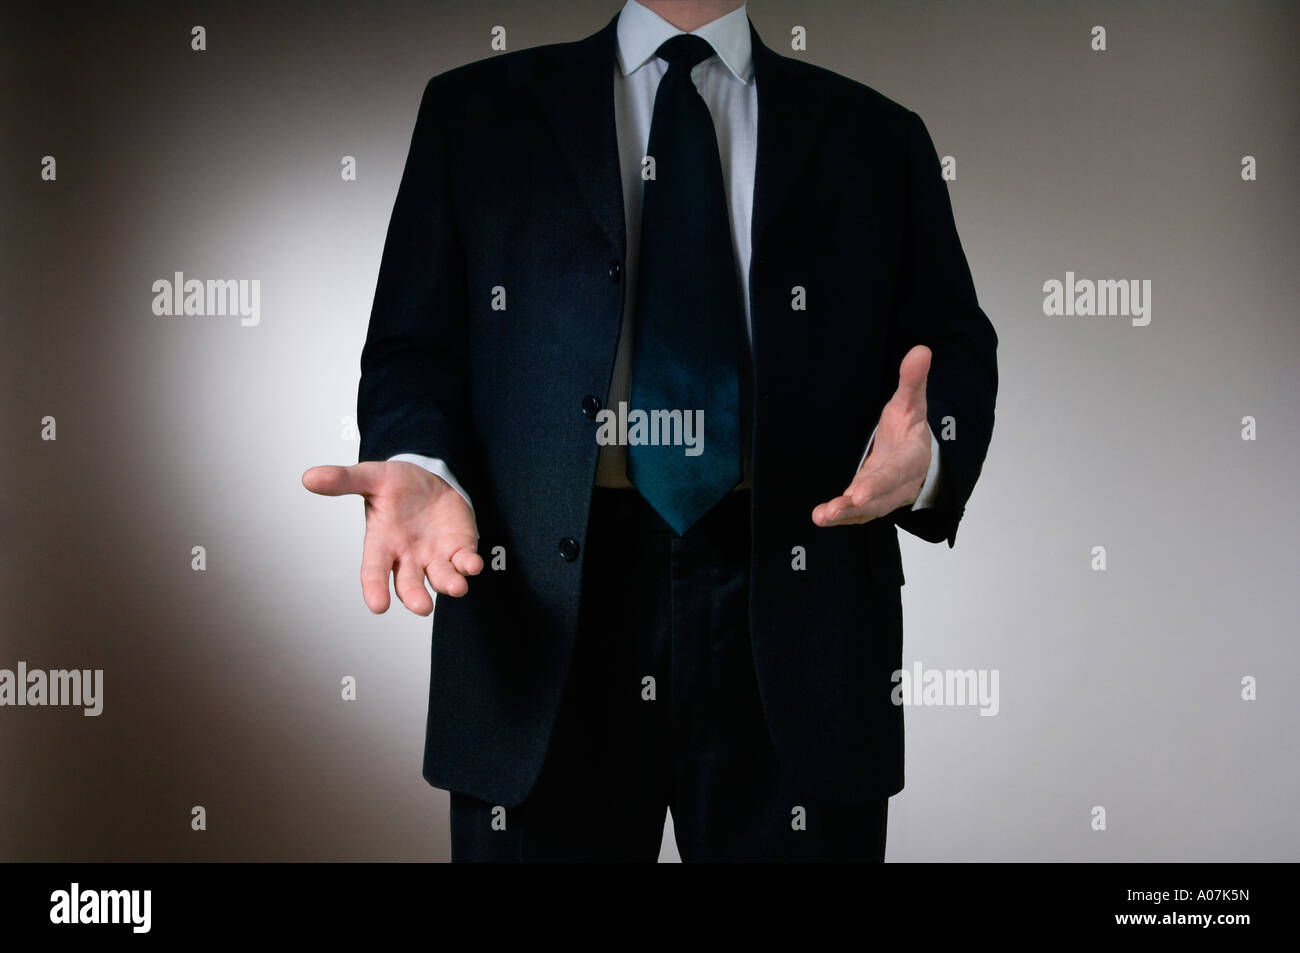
[748,18,827,261]
[531,13,826,276]
[532,13,627,258]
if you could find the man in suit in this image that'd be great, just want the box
[305,0,997,862]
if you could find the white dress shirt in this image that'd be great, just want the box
[389,0,941,512]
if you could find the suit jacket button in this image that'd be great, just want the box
[581,394,602,419]
[558,537,580,561]
[608,260,622,281]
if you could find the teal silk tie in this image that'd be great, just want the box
[627,34,744,535]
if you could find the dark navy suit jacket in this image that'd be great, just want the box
[358,12,998,807]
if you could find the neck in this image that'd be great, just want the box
[638,0,743,33]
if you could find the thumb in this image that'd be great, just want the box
[303,463,378,497]
[895,345,931,410]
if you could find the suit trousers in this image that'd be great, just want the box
[449,486,889,861]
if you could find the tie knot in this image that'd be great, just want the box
[655,34,715,72]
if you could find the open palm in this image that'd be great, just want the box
[303,460,482,615]
[812,345,933,527]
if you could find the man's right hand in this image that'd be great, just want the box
[302,460,483,616]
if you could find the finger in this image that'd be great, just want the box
[813,462,906,526]
[303,463,378,497]
[426,558,471,598]
[813,492,885,526]
[848,454,906,508]
[811,494,853,526]
[394,555,434,616]
[360,540,394,614]
[450,547,484,576]
[895,345,932,411]
[821,465,885,520]
[813,492,895,526]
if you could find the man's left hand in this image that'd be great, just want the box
[812,345,933,527]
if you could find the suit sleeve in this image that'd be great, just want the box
[889,109,998,548]
[357,77,473,477]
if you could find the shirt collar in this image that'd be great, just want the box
[616,0,753,84]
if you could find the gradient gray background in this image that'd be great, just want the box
[2,0,1297,861]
